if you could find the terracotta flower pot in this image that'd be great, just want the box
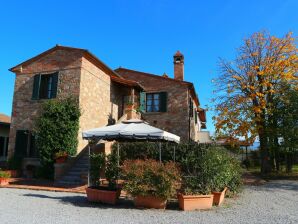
[5,170,19,178]
[212,187,227,206]
[86,187,121,205]
[134,195,167,209]
[0,178,9,186]
[178,193,214,211]
[56,156,67,164]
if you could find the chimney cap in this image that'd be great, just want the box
[174,50,183,57]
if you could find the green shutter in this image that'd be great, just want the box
[195,111,198,123]
[14,130,28,158]
[160,92,167,112]
[32,74,41,100]
[50,72,59,99]
[140,92,146,112]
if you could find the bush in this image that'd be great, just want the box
[89,152,120,190]
[105,153,121,189]
[90,153,105,187]
[0,169,10,178]
[122,159,181,200]
[34,98,81,179]
[202,148,242,193]
[179,146,243,195]
[112,142,213,163]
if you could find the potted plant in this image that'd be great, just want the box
[125,101,134,110]
[6,156,22,178]
[0,169,11,186]
[122,159,180,209]
[86,153,121,205]
[178,176,214,211]
[205,148,242,206]
[55,151,68,164]
[177,146,214,211]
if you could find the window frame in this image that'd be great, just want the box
[32,72,58,100]
[145,92,167,113]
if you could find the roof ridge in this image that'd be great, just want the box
[115,67,193,85]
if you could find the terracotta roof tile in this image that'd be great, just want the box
[0,113,11,124]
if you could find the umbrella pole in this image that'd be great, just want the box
[159,142,162,163]
[174,145,176,163]
[88,141,91,187]
[117,142,120,186]
[117,142,120,167]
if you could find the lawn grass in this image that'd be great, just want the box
[248,164,298,181]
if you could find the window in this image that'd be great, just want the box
[32,72,58,100]
[145,92,167,112]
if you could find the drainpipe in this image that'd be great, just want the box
[188,91,191,142]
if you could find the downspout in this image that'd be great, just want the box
[188,90,191,142]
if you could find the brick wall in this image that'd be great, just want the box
[116,69,196,141]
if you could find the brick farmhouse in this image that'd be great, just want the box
[7,45,210,170]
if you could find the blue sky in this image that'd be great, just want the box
[0,0,297,132]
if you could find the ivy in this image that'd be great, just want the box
[34,98,81,179]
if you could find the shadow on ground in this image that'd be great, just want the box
[22,193,180,210]
[253,180,298,192]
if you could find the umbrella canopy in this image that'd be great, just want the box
[82,119,180,143]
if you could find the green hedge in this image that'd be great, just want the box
[113,142,243,194]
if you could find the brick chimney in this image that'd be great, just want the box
[173,50,184,81]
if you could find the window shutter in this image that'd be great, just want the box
[32,74,41,100]
[195,111,198,124]
[50,72,59,99]
[139,92,146,112]
[160,92,168,112]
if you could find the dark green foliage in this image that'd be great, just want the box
[34,98,81,179]
[112,142,213,163]
[113,142,243,195]
[90,152,120,189]
[90,153,105,187]
[7,156,23,170]
[105,153,120,189]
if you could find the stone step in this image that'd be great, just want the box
[67,171,88,176]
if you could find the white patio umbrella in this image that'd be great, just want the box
[82,119,180,143]
[82,119,180,186]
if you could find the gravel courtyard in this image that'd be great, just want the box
[0,180,297,224]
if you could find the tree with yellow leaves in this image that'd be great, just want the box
[213,31,298,174]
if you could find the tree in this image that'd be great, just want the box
[213,31,298,174]
[34,98,81,178]
[270,84,298,172]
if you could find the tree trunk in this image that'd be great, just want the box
[286,150,293,173]
[259,132,271,174]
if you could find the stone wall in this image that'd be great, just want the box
[8,49,83,157]
[78,57,130,152]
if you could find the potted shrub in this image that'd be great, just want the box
[86,153,121,205]
[55,151,68,164]
[178,176,214,211]
[122,159,180,209]
[205,148,242,206]
[177,146,214,211]
[0,169,11,186]
[6,156,22,178]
